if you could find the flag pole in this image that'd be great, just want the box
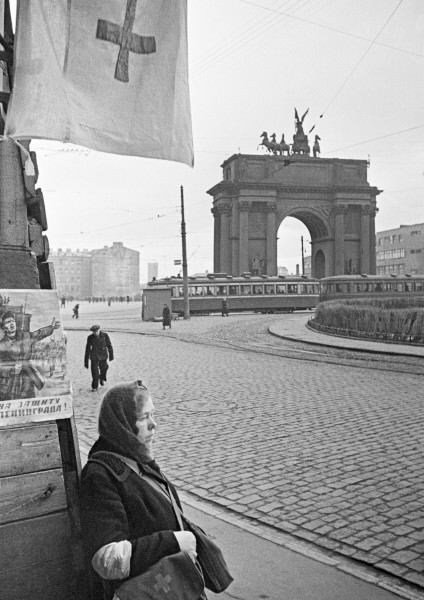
[180,185,190,320]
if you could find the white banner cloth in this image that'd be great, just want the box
[5,0,193,166]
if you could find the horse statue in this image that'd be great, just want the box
[258,131,276,154]
[313,134,321,157]
[278,133,290,156]
[267,133,291,156]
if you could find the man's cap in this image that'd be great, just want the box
[1,311,16,326]
[90,324,101,331]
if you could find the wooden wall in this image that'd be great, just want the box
[0,419,91,600]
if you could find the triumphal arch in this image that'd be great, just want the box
[207,113,381,278]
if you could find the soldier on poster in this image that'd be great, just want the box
[0,311,60,401]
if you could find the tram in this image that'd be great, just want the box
[319,274,424,302]
[146,273,320,316]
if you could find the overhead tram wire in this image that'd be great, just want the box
[238,0,423,59]
[313,0,406,125]
[189,0,285,74]
[326,123,424,155]
[190,0,329,79]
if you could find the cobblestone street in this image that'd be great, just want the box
[63,302,424,597]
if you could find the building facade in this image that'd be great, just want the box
[49,242,140,298]
[91,242,139,297]
[49,248,92,298]
[376,223,424,275]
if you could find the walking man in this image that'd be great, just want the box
[84,325,114,392]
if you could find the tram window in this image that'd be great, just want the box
[396,283,403,292]
[190,286,203,296]
[205,286,215,296]
[405,282,413,292]
[375,283,383,293]
[253,285,263,295]
[300,284,308,294]
[288,284,298,294]
[384,282,393,292]
[307,284,314,294]
[336,283,343,293]
[354,283,363,293]
[178,287,184,297]
[171,287,178,297]
[240,285,251,295]
[228,285,238,295]
[217,285,228,296]
[265,285,275,294]
[415,282,423,292]
[276,284,286,294]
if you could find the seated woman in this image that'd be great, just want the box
[79,380,201,600]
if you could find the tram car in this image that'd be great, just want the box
[145,273,320,318]
[319,274,424,302]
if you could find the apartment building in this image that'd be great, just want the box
[376,223,424,275]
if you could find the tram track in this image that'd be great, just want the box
[98,323,424,378]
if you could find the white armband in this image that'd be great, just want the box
[92,540,132,580]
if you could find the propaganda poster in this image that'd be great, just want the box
[0,290,72,426]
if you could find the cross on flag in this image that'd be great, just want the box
[5,0,193,167]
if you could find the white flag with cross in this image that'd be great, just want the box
[5,0,193,167]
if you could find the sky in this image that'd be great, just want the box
[16,0,424,282]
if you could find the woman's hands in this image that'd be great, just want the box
[174,531,197,562]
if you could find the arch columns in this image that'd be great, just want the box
[238,201,250,274]
[218,202,232,274]
[266,202,277,275]
[334,205,346,275]
[211,207,220,272]
[360,205,372,273]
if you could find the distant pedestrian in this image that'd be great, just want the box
[72,304,79,319]
[221,298,229,317]
[162,304,172,330]
[84,325,114,392]
[61,297,66,308]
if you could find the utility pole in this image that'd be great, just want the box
[301,236,305,275]
[180,185,190,320]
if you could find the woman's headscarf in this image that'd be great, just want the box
[98,380,153,464]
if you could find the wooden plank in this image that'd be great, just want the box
[0,423,61,476]
[0,512,88,599]
[0,469,67,524]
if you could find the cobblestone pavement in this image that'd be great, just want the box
[62,302,424,597]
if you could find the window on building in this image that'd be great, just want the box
[411,230,421,236]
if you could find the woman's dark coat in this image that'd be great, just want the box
[162,306,172,326]
[79,438,182,598]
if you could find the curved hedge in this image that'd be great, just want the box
[310,297,424,344]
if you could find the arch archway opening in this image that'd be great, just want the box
[277,217,311,277]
